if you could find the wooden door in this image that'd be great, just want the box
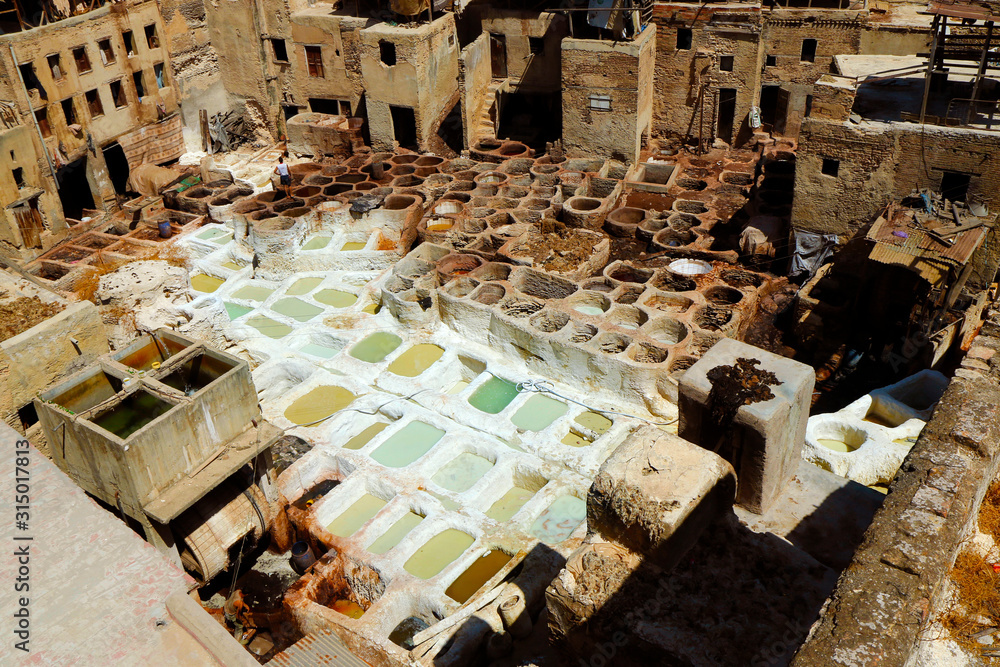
[490,33,507,79]
[13,199,43,249]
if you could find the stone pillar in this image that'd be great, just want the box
[678,338,814,514]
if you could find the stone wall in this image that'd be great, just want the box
[792,303,1000,667]
[459,33,491,150]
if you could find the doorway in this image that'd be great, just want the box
[717,88,737,144]
[759,85,780,129]
[389,105,418,150]
[56,157,96,220]
[490,33,508,78]
[103,143,130,196]
[12,198,44,248]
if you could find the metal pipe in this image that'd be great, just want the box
[10,45,58,186]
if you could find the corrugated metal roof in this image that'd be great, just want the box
[866,203,990,283]
[265,629,371,667]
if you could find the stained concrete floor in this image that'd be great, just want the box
[0,423,223,666]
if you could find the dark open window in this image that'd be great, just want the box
[270,38,288,62]
[72,46,91,73]
[19,63,44,98]
[35,108,50,137]
[529,37,544,55]
[765,54,776,67]
[122,30,136,57]
[133,71,145,98]
[61,98,76,125]
[98,38,115,65]
[677,28,692,50]
[821,158,839,177]
[110,80,127,108]
[18,403,38,431]
[720,55,734,72]
[305,45,324,77]
[153,63,166,88]
[47,54,63,80]
[86,89,103,117]
[309,98,350,115]
[379,40,396,66]
[940,171,971,201]
[801,38,817,63]
[804,94,813,118]
[145,24,159,49]
[12,167,24,188]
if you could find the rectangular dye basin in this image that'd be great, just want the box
[326,493,387,537]
[302,236,330,250]
[369,421,444,467]
[349,332,402,363]
[300,343,340,359]
[529,495,587,544]
[247,315,292,339]
[233,285,275,302]
[468,376,519,414]
[445,550,513,604]
[343,422,389,450]
[293,479,339,510]
[191,274,225,293]
[485,486,536,522]
[91,390,174,439]
[315,289,357,308]
[511,394,568,431]
[287,277,323,295]
[431,452,493,493]
[367,512,423,555]
[272,297,323,322]
[224,302,253,320]
[387,344,444,377]
[284,386,356,425]
[158,352,237,396]
[115,334,187,371]
[49,369,123,413]
[404,529,475,579]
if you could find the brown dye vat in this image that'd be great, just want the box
[637,217,668,241]
[473,284,506,305]
[653,272,697,292]
[568,322,597,343]
[615,285,645,304]
[721,268,764,288]
[251,210,277,221]
[438,253,484,281]
[415,156,444,167]
[118,337,185,371]
[608,264,653,284]
[675,200,708,215]
[388,164,416,177]
[390,154,419,165]
[499,141,528,156]
[384,195,416,210]
[272,199,305,213]
[392,175,424,187]
[500,298,543,318]
[293,186,322,198]
[321,165,349,177]
[644,292,693,315]
[675,178,708,191]
[470,262,512,282]
[597,333,631,354]
[48,245,91,262]
[50,369,123,412]
[621,192,675,212]
[581,277,615,293]
[303,174,333,186]
[183,187,212,199]
[283,207,311,219]
[324,184,353,196]
[475,138,502,151]
[629,342,669,364]
[704,285,744,306]
[669,213,701,231]
[360,162,391,178]
[414,167,437,177]
[159,352,237,395]
[255,191,287,204]
[335,173,368,184]
[694,305,733,331]
[77,234,117,249]
[354,182,379,191]
[669,355,698,376]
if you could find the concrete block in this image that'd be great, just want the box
[587,426,736,566]
[679,338,815,514]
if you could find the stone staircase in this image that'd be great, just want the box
[473,78,507,145]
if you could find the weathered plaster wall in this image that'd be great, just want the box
[477,9,567,92]
[561,25,655,164]
[459,32,492,150]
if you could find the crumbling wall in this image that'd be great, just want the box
[792,305,1000,667]
[561,25,655,164]
[476,9,567,91]
[459,33,491,150]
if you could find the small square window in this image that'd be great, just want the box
[153,63,166,88]
[720,55,734,72]
[305,45,324,77]
[766,55,776,67]
[35,108,50,137]
[12,167,24,188]
[270,38,288,62]
[72,46,91,73]
[61,98,76,125]
[379,40,396,66]
[47,54,63,80]
[98,38,115,65]
[801,38,817,63]
[677,28,692,50]
[17,402,38,431]
[588,94,612,112]
[144,24,159,49]
[122,30,136,57]
[110,80,127,108]
[529,37,544,55]
[448,35,455,47]
[86,89,104,117]
[821,158,839,177]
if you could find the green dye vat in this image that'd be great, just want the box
[287,277,323,295]
[92,391,173,439]
[341,241,367,251]
[447,380,470,395]
[198,228,230,242]
[468,376,519,414]
[247,315,292,339]
[370,421,444,468]
[190,274,225,293]
[272,297,323,322]
[530,495,587,544]
[387,344,444,377]
[367,512,423,555]
[233,285,274,302]
[485,486,535,522]
[221,260,243,271]
[302,236,331,250]
[432,453,493,493]
[426,489,461,511]
[575,411,613,434]
[326,493,386,537]
[315,289,357,308]
[445,550,513,604]
[343,422,388,450]
[404,529,474,579]
[300,343,339,359]
[349,332,402,363]
[224,302,253,320]
[511,395,568,431]
[573,305,605,316]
